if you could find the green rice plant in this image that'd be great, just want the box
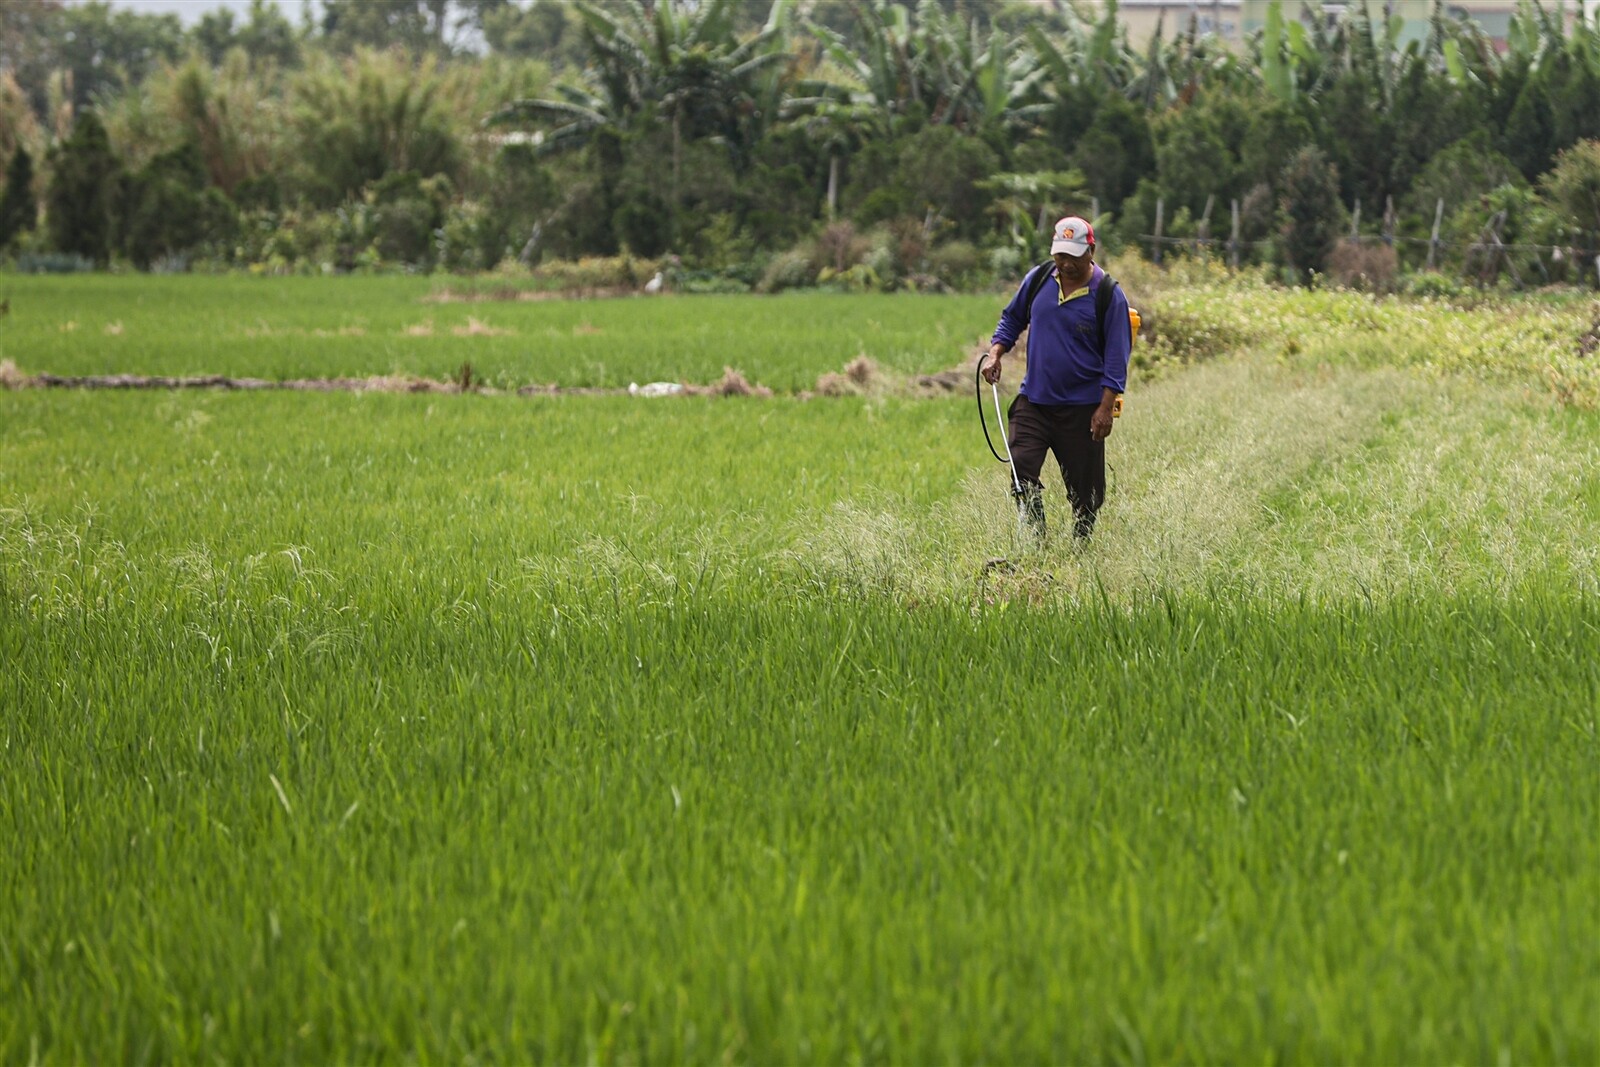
[3,273,1600,1062]
[2,288,1598,1063]
[0,275,998,390]
[8,269,1595,404]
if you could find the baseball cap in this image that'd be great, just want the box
[1050,216,1095,256]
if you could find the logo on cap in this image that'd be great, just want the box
[1051,216,1095,255]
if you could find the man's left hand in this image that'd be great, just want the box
[1091,404,1115,442]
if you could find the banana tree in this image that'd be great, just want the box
[488,0,795,168]
[1027,0,1139,103]
[806,1,926,123]
[937,21,1051,135]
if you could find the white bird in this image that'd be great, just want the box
[644,271,664,294]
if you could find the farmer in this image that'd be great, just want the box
[981,216,1131,541]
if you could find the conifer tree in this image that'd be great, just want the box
[0,146,36,248]
[1279,145,1341,284]
[44,110,121,265]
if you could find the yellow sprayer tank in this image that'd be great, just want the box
[1114,307,1140,417]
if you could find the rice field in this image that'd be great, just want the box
[2,275,1597,1063]
[0,274,997,390]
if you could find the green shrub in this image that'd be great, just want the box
[1238,182,1277,249]
[287,50,462,208]
[817,262,882,293]
[926,240,981,288]
[988,246,1023,283]
[684,213,757,273]
[1403,271,1469,299]
[1134,303,1253,371]
[611,190,672,258]
[433,201,491,274]
[363,171,450,267]
[674,270,752,294]
[852,185,911,230]
[530,254,660,291]
[1540,139,1600,286]
[1404,133,1524,248]
[1464,182,1571,286]
[757,247,817,294]
[372,196,436,265]
[861,231,898,290]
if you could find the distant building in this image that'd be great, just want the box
[1088,1,1589,51]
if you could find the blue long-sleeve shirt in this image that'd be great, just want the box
[991,263,1130,405]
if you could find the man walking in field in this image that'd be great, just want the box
[981,216,1131,541]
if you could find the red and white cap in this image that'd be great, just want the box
[1051,216,1095,256]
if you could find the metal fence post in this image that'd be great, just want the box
[1153,199,1164,265]
[1230,198,1241,270]
[1427,199,1444,270]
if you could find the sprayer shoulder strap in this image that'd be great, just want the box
[1020,260,1054,326]
[1095,272,1117,342]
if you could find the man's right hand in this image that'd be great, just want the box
[981,350,1004,384]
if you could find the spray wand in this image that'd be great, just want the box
[976,359,1028,537]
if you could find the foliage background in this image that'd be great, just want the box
[2,0,1600,289]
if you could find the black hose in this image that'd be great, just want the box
[976,357,1009,464]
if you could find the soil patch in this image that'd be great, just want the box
[22,372,463,394]
[683,367,773,398]
[5,355,1011,402]
[7,366,778,399]
[425,287,638,304]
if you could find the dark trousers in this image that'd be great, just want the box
[1007,394,1106,540]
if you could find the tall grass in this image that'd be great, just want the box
[800,360,1600,604]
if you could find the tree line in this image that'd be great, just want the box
[2,0,1598,289]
